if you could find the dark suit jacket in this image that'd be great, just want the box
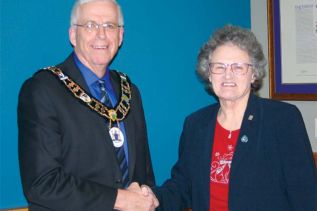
[18,55,155,210]
[154,94,317,211]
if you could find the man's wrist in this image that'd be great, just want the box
[114,189,127,210]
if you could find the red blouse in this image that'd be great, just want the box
[209,120,240,211]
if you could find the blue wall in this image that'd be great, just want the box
[0,0,250,208]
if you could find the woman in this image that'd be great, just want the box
[153,25,316,211]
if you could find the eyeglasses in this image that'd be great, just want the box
[209,62,252,75]
[73,21,123,33]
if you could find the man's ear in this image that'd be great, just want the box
[118,27,124,47]
[69,27,76,47]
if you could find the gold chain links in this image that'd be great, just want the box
[46,66,131,122]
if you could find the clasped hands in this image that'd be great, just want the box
[114,182,159,211]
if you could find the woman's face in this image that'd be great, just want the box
[209,43,255,103]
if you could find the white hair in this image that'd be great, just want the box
[70,0,124,26]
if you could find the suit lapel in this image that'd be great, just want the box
[196,104,219,209]
[230,94,260,178]
[58,54,91,93]
[124,112,136,181]
[109,71,136,181]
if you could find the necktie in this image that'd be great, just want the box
[98,79,111,106]
[98,79,129,187]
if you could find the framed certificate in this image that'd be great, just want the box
[267,0,317,100]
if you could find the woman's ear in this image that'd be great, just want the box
[251,73,256,83]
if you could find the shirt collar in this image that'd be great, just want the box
[72,52,110,86]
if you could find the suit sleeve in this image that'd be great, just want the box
[131,85,155,187]
[18,76,117,211]
[276,105,317,211]
[153,117,193,211]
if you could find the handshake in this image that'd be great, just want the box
[114,182,159,211]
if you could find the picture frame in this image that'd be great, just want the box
[267,0,317,101]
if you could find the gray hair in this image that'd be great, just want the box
[70,0,124,26]
[196,25,266,93]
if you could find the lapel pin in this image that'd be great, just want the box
[248,115,254,121]
[241,135,248,143]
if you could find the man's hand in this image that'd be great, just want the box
[140,184,159,207]
[114,182,159,211]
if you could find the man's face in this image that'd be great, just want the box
[69,1,124,73]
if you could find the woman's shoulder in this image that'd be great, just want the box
[259,96,297,109]
[256,96,300,116]
[186,103,219,121]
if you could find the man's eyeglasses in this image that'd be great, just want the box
[209,62,253,75]
[73,21,123,33]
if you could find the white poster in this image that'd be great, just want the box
[280,0,317,84]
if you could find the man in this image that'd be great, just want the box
[18,0,158,210]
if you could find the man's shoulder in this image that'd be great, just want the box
[27,54,73,79]
[20,55,74,95]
